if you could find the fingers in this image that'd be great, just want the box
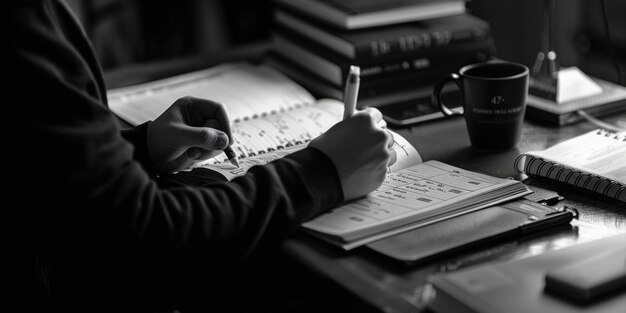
[386,130,395,148]
[388,149,398,167]
[385,128,396,166]
[180,125,229,164]
[354,108,396,167]
[179,96,237,158]
[357,107,383,124]
[203,119,220,130]
[358,108,393,148]
[177,124,229,151]
[183,96,234,144]
[377,119,388,129]
[186,147,217,161]
[351,107,394,150]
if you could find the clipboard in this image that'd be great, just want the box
[366,199,577,265]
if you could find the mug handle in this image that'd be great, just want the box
[432,73,464,116]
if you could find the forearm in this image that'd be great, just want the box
[69,146,340,262]
[140,148,342,260]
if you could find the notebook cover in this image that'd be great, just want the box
[367,199,574,265]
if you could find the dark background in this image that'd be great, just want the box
[67,0,626,86]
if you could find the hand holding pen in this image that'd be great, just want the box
[201,108,239,168]
[342,64,395,166]
[197,121,239,168]
[308,64,396,200]
[147,96,238,173]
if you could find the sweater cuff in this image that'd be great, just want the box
[288,147,344,211]
[120,122,160,177]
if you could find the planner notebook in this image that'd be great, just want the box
[514,129,626,203]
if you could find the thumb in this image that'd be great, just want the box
[165,126,230,170]
[178,124,230,151]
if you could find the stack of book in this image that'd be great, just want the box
[266,0,497,112]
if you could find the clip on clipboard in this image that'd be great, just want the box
[367,199,577,265]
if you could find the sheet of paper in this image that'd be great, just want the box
[107,62,317,125]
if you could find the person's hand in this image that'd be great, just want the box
[309,108,397,201]
[147,96,233,173]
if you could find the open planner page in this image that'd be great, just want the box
[195,101,422,181]
[107,62,317,126]
[195,99,342,179]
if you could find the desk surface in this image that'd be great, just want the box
[283,112,626,313]
[105,50,626,313]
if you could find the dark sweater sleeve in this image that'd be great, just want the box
[11,0,343,266]
[120,122,161,177]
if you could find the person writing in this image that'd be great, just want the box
[9,0,396,312]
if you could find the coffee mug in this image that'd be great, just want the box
[432,60,529,150]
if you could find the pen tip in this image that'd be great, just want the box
[350,65,360,75]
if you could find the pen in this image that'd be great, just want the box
[224,146,239,168]
[343,65,360,120]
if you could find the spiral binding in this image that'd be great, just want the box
[514,129,626,202]
[596,128,626,141]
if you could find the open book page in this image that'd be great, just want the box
[194,100,422,181]
[517,129,626,184]
[107,62,317,126]
[303,161,531,250]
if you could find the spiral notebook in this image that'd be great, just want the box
[515,129,626,203]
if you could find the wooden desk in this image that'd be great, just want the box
[282,113,626,313]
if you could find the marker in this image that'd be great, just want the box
[343,65,360,120]
[224,146,239,168]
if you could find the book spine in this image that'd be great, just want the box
[352,24,491,60]
[273,29,495,86]
[360,43,493,77]
[265,52,444,102]
[347,39,496,85]
[274,9,492,60]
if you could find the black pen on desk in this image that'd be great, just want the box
[343,65,360,120]
[224,146,239,168]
